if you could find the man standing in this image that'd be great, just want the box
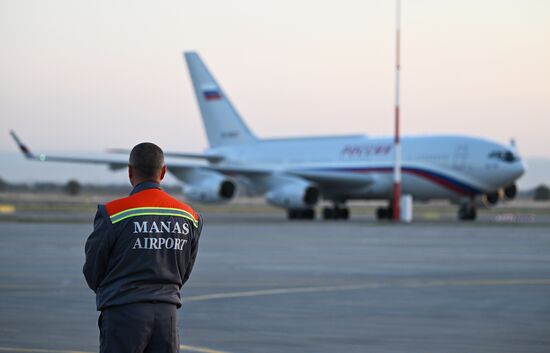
[83,142,202,353]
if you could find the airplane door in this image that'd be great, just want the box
[452,145,469,171]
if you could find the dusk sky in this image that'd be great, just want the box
[1,0,548,159]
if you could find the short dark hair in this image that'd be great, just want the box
[129,142,165,178]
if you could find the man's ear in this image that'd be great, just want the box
[128,165,134,185]
[159,165,167,181]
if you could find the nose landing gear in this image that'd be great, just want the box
[376,206,394,220]
[376,200,396,220]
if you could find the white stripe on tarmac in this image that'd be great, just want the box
[179,344,232,353]
[184,278,550,302]
[0,348,90,353]
[1,278,549,294]
[0,346,231,353]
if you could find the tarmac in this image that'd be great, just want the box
[1,214,550,353]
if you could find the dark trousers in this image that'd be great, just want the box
[99,303,178,353]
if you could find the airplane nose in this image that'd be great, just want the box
[506,159,527,184]
[517,159,528,178]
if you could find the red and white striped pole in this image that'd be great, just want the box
[393,0,402,221]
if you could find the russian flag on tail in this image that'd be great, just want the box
[203,89,222,100]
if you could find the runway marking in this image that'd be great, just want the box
[184,278,550,302]
[0,348,91,353]
[0,284,84,290]
[0,346,231,353]
[2,278,549,294]
[180,344,232,353]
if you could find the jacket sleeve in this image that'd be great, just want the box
[182,215,203,286]
[83,205,114,292]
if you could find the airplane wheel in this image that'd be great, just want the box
[458,207,467,220]
[376,207,392,220]
[304,209,315,220]
[287,209,297,220]
[468,207,477,220]
[323,207,334,220]
[458,205,477,221]
[288,209,315,220]
[323,207,350,220]
[340,207,350,220]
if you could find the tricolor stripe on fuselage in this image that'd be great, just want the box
[307,166,481,196]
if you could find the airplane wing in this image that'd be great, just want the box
[173,159,375,189]
[286,168,374,188]
[10,131,201,172]
[11,130,372,195]
[208,164,272,176]
[108,148,225,163]
[209,164,374,190]
[10,131,129,170]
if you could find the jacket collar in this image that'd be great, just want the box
[130,181,162,195]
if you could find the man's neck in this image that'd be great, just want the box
[132,179,161,187]
[130,181,162,195]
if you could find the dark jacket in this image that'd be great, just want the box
[83,181,202,310]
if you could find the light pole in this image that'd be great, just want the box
[393,0,402,221]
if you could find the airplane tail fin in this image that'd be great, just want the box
[184,52,257,148]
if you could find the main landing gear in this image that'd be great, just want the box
[458,203,477,221]
[287,208,315,220]
[322,205,350,220]
[287,205,351,220]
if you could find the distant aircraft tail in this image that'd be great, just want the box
[184,52,257,147]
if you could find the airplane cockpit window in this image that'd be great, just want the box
[489,150,518,163]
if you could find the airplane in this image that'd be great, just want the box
[10,51,526,221]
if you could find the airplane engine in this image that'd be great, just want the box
[480,183,518,208]
[503,184,517,200]
[481,192,500,208]
[266,181,319,209]
[183,172,236,203]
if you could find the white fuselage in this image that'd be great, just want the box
[208,134,526,202]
